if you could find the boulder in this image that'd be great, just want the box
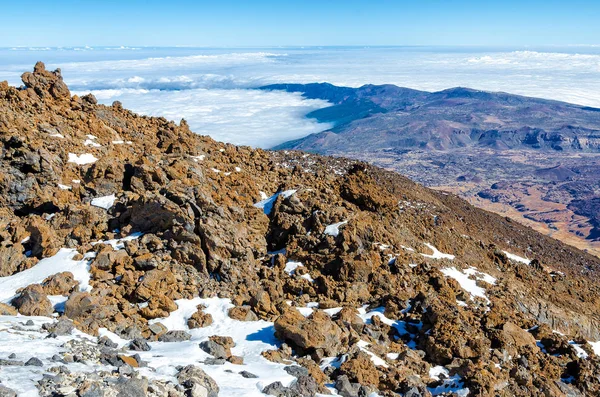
[0,302,17,315]
[274,308,349,357]
[199,336,234,360]
[129,338,151,352]
[177,365,219,397]
[228,305,258,322]
[42,272,79,295]
[158,330,192,342]
[12,284,53,316]
[187,305,214,328]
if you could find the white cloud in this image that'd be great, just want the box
[86,87,332,148]
[4,47,600,148]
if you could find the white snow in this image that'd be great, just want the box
[429,365,450,381]
[421,243,455,260]
[284,261,303,275]
[92,232,143,250]
[253,189,297,216]
[588,341,600,356]
[427,365,469,396]
[0,248,93,303]
[191,155,206,162]
[49,133,64,138]
[235,167,242,172]
[570,341,589,359]
[300,273,314,283]
[142,297,296,396]
[440,266,495,304]
[324,221,348,237]
[356,340,388,368]
[503,250,531,265]
[84,139,101,147]
[58,184,72,190]
[91,194,116,210]
[112,140,125,144]
[283,261,314,282]
[463,267,497,285]
[68,153,98,165]
[0,316,107,395]
[72,179,81,184]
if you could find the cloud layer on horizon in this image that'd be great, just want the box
[3,47,600,148]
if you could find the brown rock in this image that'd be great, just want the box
[42,271,79,295]
[228,305,258,322]
[118,355,139,367]
[499,322,538,356]
[274,308,349,357]
[228,355,244,365]
[0,302,17,315]
[187,305,214,329]
[12,284,53,316]
[340,351,380,387]
[139,295,178,319]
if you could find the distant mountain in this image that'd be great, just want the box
[262,83,600,255]
[263,83,600,153]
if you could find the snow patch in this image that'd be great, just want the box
[0,249,93,303]
[91,194,116,210]
[254,189,297,216]
[68,153,98,165]
[284,261,303,275]
[421,243,455,260]
[503,250,531,265]
[440,266,495,304]
[324,221,348,237]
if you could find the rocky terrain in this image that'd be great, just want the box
[2,64,600,396]
[264,83,600,257]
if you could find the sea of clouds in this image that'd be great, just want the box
[2,46,600,148]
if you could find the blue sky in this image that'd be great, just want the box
[2,0,598,47]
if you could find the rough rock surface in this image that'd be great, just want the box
[1,64,600,395]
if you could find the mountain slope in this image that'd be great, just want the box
[265,83,600,257]
[1,64,600,396]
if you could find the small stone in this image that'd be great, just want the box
[98,336,118,348]
[129,338,151,351]
[203,358,227,365]
[118,355,139,368]
[148,322,168,336]
[285,365,309,378]
[25,357,43,367]
[228,355,244,365]
[25,320,34,326]
[199,340,229,359]
[262,382,287,396]
[158,330,192,342]
[240,371,258,378]
[8,353,16,359]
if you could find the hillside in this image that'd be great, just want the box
[1,64,600,396]
[264,83,600,257]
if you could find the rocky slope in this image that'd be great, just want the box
[2,64,600,396]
